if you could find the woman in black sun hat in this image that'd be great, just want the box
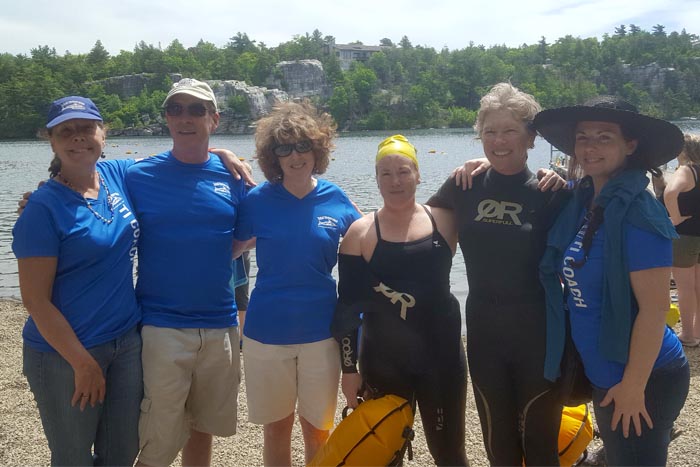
[537,96,690,466]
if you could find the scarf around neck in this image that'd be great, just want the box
[541,169,677,381]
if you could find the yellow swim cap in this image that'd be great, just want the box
[376,135,418,168]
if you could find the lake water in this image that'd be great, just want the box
[3,124,700,308]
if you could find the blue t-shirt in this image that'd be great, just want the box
[235,179,361,344]
[126,152,246,328]
[13,159,140,352]
[562,216,684,389]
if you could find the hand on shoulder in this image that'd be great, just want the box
[452,157,490,190]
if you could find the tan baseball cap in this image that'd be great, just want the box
[163,78,218,112]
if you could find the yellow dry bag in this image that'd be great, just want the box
[666,303,680,328]
[308,394,415,467]
[558,404,594,467]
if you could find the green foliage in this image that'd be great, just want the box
[229,32,257,54]
[109,116,125,130]
[321,53,344,86]
[446,107,476,128]
[232,52,257,83]
[86,40,110,79]
[0,62,65,138]
[347,64,378,112]
[1,25,699,138]
[132,41,167,74]
[226,94,250,115]
[328,85,354,128]
[359,109,390,130]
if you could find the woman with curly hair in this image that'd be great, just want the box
[234,100,361,465]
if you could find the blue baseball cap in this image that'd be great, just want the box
[46,96,103,129]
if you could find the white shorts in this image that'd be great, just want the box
[243,336,340,430]
[138,326,240,466]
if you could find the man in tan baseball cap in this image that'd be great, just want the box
[130,78,245,467]
[162,77,219,112]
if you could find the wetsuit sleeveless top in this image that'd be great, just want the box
[335,206,468,467]
[676,164,700,236]
[428,168,570,466]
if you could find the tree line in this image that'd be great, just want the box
[0,25,699,139]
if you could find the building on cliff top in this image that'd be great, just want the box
[327,43,386,71]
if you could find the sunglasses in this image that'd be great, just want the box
[164,102,210,117]
[272,140,314,157]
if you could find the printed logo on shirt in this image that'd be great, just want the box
[562,227,588,308]
[317,215,339,229]
[474,199,523,225]
[213,182,231,196]
[109,192,131,211]
[111,191,140,265]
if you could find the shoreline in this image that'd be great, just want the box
[1,298,698,466]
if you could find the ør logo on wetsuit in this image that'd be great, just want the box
[474,199,523,225]
[373,283,416,320]
[341,336,354,369]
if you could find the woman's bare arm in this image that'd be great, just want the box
[18,257,105,410]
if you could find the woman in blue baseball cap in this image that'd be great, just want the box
[13,96,143,466]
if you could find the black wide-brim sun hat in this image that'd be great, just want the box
[533,95,684,170]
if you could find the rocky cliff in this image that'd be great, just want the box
[622,62,682,97]
[265,60,332,99]
[207,80,289,134]
[100,62,331,135]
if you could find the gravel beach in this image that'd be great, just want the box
[1,298,698,466]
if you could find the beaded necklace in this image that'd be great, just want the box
[57,172,114,224]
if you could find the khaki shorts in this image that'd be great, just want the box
[672,235,700,268]
[243,336,339,430]
[138,325,240,466]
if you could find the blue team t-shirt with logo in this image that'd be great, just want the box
[126,152,246,328]
[235,179,361,344]
[562,216,684,389]
[13,159,141,352]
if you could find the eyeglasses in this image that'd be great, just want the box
[272,140,314,157]
[164,102,210,117]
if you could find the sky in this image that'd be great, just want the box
[2,0,700,56]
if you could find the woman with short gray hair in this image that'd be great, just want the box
[428,82,568,465]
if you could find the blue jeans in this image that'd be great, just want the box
[592,356,690,466]
[23,326,143,466]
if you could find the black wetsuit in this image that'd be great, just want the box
[428,168,570,466]
[333,206,468,467]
